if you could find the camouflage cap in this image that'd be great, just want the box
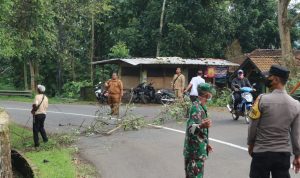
[197,83,215,94]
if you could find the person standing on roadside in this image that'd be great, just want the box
[184,83,214,178]
[172,67,185,100]
[248,65,300,178]
[184,70,205,102]
[32,84,48,147]
[105,73,123,117]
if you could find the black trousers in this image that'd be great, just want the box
[190,95,197,102]
[233,92,241,110]
[250,152,291,178]
[33,114,48,147]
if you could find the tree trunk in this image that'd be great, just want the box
[34,61,39,84]
[57,58,62,94]
[24,61,28,90]
[156,0,167,57]
[278,0,296,75]
[90,15,95,85]
[0,110,13,178]
[71,56,76,81]
[29,60,36,92]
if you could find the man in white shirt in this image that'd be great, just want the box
[184,70,205,102]
[32,84,49,147]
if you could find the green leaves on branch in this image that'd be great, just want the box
[109,42,130,58]
[62,81,92,98]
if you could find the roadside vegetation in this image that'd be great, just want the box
[0,81,95,104]
[9,123,97,178]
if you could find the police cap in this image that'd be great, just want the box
[263,65,290,80]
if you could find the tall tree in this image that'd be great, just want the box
[278,0,300,75]
[156,0,167,57]
[231,0,280,52]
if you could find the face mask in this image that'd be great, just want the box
[265,79,273,88]
[207,95,212,101]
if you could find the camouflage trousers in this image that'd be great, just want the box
[185,159,205,178]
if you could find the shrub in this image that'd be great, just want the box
[209,88,232,107]
[286,73,300,93]
[62,80,92,98]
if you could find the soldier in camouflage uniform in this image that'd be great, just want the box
[183,83,214,178]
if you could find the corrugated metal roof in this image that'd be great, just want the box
[92,57,239,66]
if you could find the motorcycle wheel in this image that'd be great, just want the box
[132,95,139,103]
[141,95,148,104]
[244,105,250,124]
[232,112,239,120]
[228,104,239,120]
[161,95,172,105]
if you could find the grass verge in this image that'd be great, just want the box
[0,95,95,105]
[9,123,97,178]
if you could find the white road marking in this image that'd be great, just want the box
[3,107,97,118]
[4,107,248,151]
[148,124,248,151]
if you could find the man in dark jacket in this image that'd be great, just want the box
[231,69,252,111]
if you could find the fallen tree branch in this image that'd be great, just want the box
[105,124,123,135]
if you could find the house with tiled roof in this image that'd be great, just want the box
[231,49,300,94]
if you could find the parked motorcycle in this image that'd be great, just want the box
[131,82,156,104]
[94,82,108,104]
[156,90,190,105]
[227,84,256,124]
[156,89,176,105]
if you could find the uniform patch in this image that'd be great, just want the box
[249,95,262,120]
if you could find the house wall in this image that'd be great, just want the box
[122,76,140,89]
[120,65,230,90]
[147,76,173,89]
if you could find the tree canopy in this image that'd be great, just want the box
[0,0,299,96]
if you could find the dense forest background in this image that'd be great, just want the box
[1,0,299,96]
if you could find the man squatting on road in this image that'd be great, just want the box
[184,83,214,178]
[105,73,123,117]
[32,84,49,147]
[248,65,300,178]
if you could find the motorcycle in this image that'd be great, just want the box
[227,84,256,124]
[94,82,108,104]
[156,89,176,105]
[131,82,156,104]
[156,90,190,105]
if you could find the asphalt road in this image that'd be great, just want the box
[1,101,298,178]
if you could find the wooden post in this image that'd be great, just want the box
[0,110,12,178]
[182,67,188,86]
[118,64,122,80]
[139,65,147,83]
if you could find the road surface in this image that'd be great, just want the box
[1,101,298,178]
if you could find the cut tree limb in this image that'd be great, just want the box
[0,111,13,178]
[105,124,122,135]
